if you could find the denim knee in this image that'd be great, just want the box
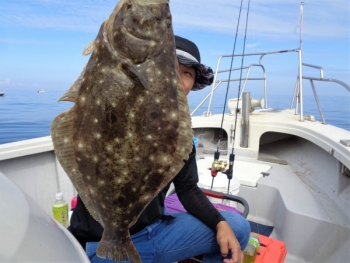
[221,212,250,250]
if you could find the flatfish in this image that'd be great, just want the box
[50,0,193,262]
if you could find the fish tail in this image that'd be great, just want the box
[96,238,141,263]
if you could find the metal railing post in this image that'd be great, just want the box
[240,92,250,148]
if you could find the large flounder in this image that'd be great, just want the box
[50,0,193,262]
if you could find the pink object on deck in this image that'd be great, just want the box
[71,196,78,210]
[165,194,242,215]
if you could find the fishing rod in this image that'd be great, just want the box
[210,0,251,194]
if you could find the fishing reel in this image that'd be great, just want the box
[210,152,235,193]
[210,152,226,178]
[211,160,228,175]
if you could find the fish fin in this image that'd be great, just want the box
[97,237,141,263]
[82,40,95,56]
[50,110,101,223]
[58,66,86,102]
[122,63,150,90]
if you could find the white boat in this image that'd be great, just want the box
[37,89,46,93]
[0,91,4,96]
[0,3,349,263]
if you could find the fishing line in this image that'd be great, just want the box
[232,0,251,151]
[225,0,251,195]
[226,0,250,194]
[210,0,246,191]
[211,0,252,195]
[216,0,245,152]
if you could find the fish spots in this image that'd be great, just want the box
[115,178,124,184]
[106,144,113,152]
[93,156,99,163]
[80,96,86,103]
[96,100,101,105]
[94,118,98,124]
[146,135,153,140]
[142,194,150,201]
[95,133,102,139]
[78,142,84,148]
[98,180,106,186]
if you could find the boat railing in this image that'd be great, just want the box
[291,63,350,124]
[192,2,349,123]
[191,62,267,116]
[191,49,298,117]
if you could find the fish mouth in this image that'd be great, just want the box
[120,23,153,44]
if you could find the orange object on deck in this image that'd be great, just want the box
[254,234,287,263]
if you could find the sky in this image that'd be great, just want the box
[0,0,349,99]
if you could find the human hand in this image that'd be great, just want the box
[216,221,243,263]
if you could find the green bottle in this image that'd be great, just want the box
[52,192,69,228]
[243,233,260,263]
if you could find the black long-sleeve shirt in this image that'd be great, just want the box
[69,145,225,248]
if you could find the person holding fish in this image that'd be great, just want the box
[69,35,250,263]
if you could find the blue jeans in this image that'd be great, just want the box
[86,211,250,263]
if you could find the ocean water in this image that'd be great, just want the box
[0,87,349,145]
